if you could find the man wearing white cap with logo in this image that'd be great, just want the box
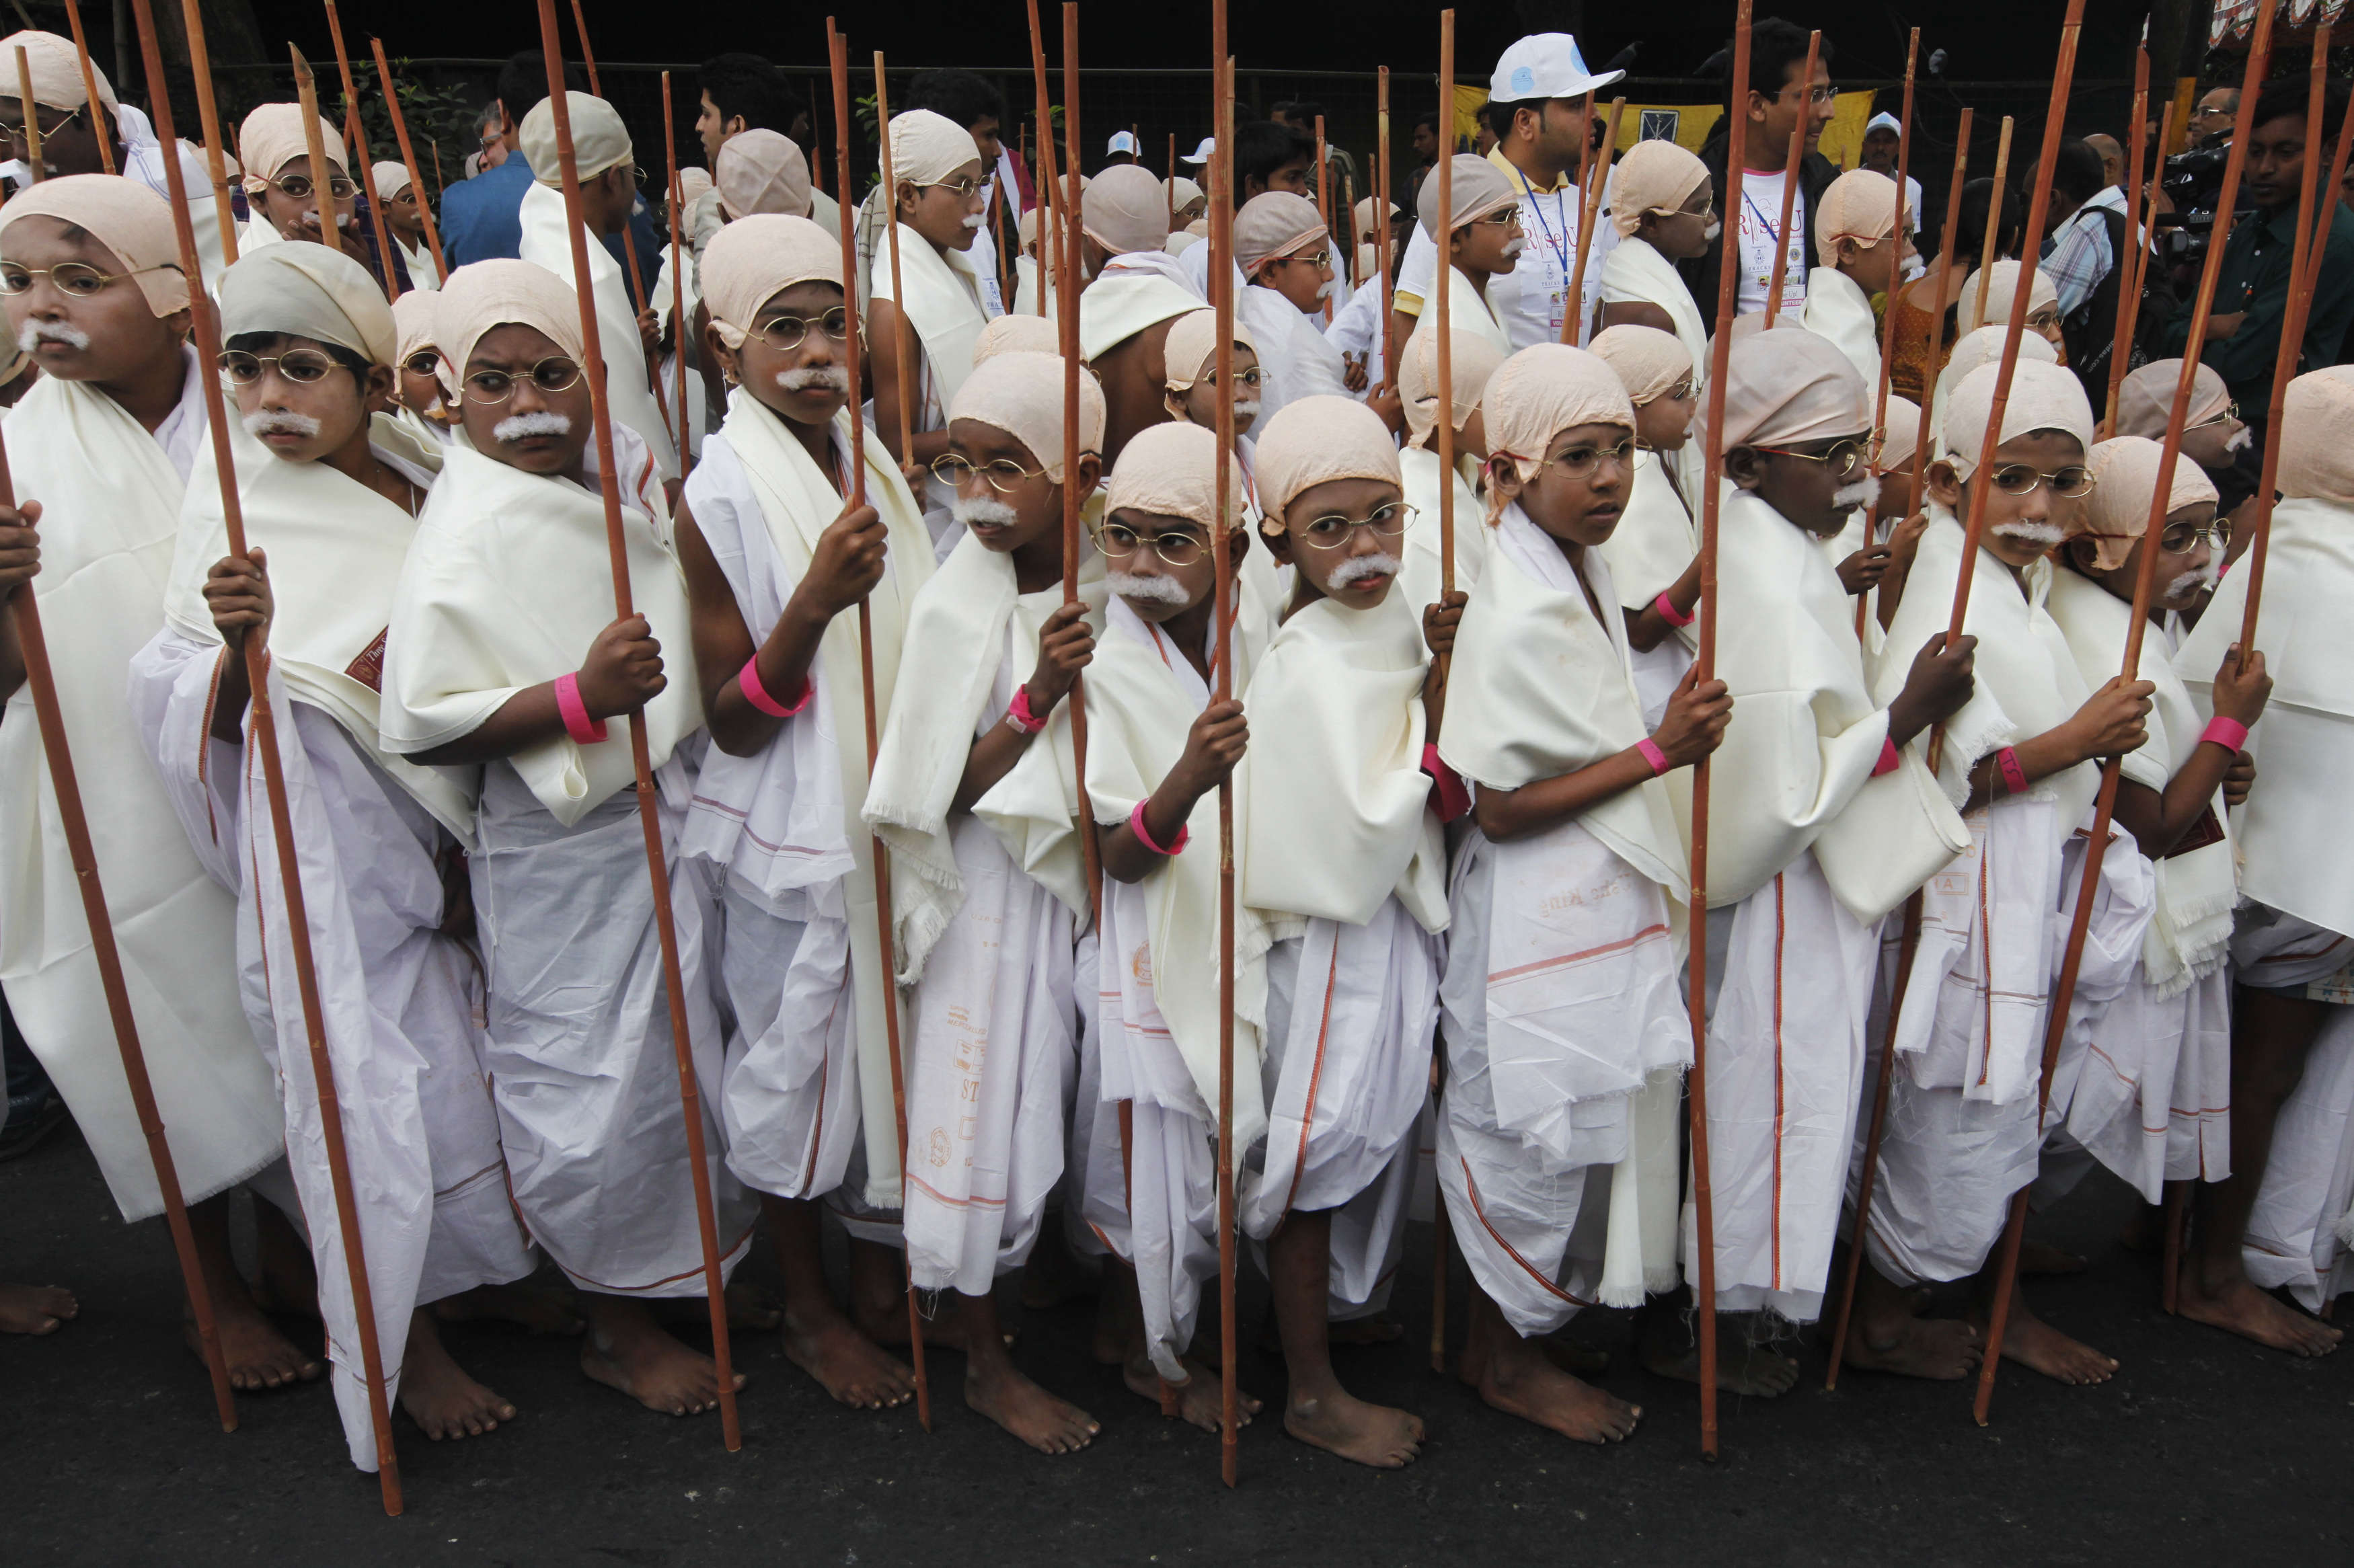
[1390,34,1622,371]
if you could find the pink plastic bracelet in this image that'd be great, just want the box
[1996,746,2028,797]
[2200,715,2250,754]
[1007,684,1049,735]
[1129,797,1190,856]
[738,658,812,719]
[1653,590,1696,629]
[1872,736,1901,777]
[1421,742,1471,822]
[1636,737,1670,776]
[554,671,608,744]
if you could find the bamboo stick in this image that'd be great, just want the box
[568,0,599,93]
[1057,3,1103,927]
[1560,96,1624,345]
[1855,32,1918,638]
[14,48,40,182]
[289,48,340,257]
[1435,12,1455,600]
[1761,31,1819,327]
[1208,0,1241,1483]
[61,0,111,174]
[1316,112,1333,323]
[1973,117,2014,327]
[876,55,921,481]
[529,0,741,1452]
[176,0,237,262]
[371,38,449,282]
[136,0,400,1510]
[1686,0,1755,1461]
[321,2,402,298]
[662,70,691,478]
[2102,48,2155,436]
[1377,67,1395,373]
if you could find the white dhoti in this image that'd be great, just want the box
[2230,908,2354,1310]
[1244,900,1437,1319]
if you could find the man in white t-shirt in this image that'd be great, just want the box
[1679,17,1838,319]
[1387,32,1624,373]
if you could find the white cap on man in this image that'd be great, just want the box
[1180,136,1215,165]
[1865,112,1903,137]
[1488,33,1624,104]
[1107,130,1141,157]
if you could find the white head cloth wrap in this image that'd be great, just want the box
[1401,319,1507,446]
[1878,393,1926,473]
[2277,364,2354,504]
[1168,174,1205,212]
[1482,342,1636,486]
[1956,259,2060,334]
[2115,358,2233,440]
[676,166,713,206]
[0,171,188,315]
[715,129,811,219]
[434,258,586,376]
[237,103,346,190]
[888,109,983,188]
[1607,139,1710,238]
[1417,152,1517,240]
[1813,167,1902,253]
[1588,323,1693,406]
[519,91,632,185]
[1253,393,1404,531]
[698,213,842,349]
[946,349,1104,483]
[0,30,115,110]
[1936,323,2057,407]
[1353,193,1399,239]
[1940,358,2094,480]
[971,313,1062,366]
[1234,190,1327,275]
[217,243,396,366]
[372,160,414,201]
[391,286,440,366]
[1162,307,1258,392]
[1082,164,1170,254]
[2082,436,2219,571]
[1106,418,1245,530]
[1711,327,1870,450]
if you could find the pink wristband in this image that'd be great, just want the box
[1129,797,1189,856]
[2200,715,2250,754]
[1996,746,2028,797]
[1421,742,1472,823]
[554,671,608,745]
[1872,737,1901,777]
[1636,737,1670,776]
[1007,684,1050,735]
[738,657,812,719]
[1653,590,1696,629]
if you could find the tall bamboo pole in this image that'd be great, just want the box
[1435,13,1455,602]
[1315,112,1333,323]
[1854,32,1918,637]
[14,48,40,183]
[876,56,921,481]
[530,0,741,1452]
[1211,32,1241,1491]
[1377,67,1395,373]
[1058,3,1103,925]
[1761,31,1819,327]
[61,0,112,174]
[371,38,448,282]
[289,48,340,258]
[176,0,237,262]
[2102,47,2155,436]
[662,69,691,478]
[1974,118,2015,327]
[1560,97,1625,344]
[137,0,400,1512]
[321,2,402,298]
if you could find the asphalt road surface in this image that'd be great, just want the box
[5,1123,2350,1567]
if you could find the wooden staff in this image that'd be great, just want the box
[827,18,931,1431]
[1686,0,1753,1461]
[662,69,691,479]
[61,0,112,174]
[1560,96,1624,345]
[1973,116,2014,327]
[555,0,651,323]
[1760,29,1819,327]
[132,0,400,1511]
[2234,18,2343,656]
[1025,0,1061,327]
[1207,6,1240,1483]
[289,52,341,255]
[527,0,742,1452]
[1340,159,1355,290]
[1826,108,1975,1391]
[874,55,922,481]
[1572,90,1597,243]
[1377,67,1394,373]
[2102,47,2155,435]
[1854,31,1918,638]
[1168,131,1177,229]
[176,0,237,262]
[1315,112,1333,323]
[1435,11,1455,600]
[429,142,444,199]
[1057,2,1103,921]
[569,0,599,93]
[320,3,402,299]
[371,37,449,281]
[14,48,39,183]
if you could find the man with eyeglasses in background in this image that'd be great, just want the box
[1679,17,1839,321]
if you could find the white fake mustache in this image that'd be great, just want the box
[494,410,573,442]
[1830,478,1878,511]
[1328,550,1402,588]
[1316,276,1338,299]
[776,364,849,393]
[18,319,89,351]
[1107,569,1189,605]
[950,493,1020,529]
[2164,561,2221,602]
[1991,519,2067,547]
[962,212,986,230]
[2224,425,2252,453]
[1704,219,1722,242]
[242,409,321,438]
[1231,399,1261,424]
[1499,236,1527,260]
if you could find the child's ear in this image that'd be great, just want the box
[1260,522,1295,567]
[1724,446,1767,491]
[1485,456,1524,502]
[1926,459,1965,509]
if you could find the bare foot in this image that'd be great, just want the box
[400,1313,516,1440]
[193,1290,324,1391]
[782,1302,916,1409]
[2176,1268,2343,1358]
[578,1302,742,1417]
[1124,1351,1260,1432]
[0,1282,77,1335]
[2017,1241,2088,1277]
[1982,1292,2117,1385]
[1638,1318,1801,1397]
[1841,1312,1983,1380]
[1474,1351,1640,1444]
[436,1280,585,1337]
[965,1358,1100,1454]
[1284,1386,1425,1468]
